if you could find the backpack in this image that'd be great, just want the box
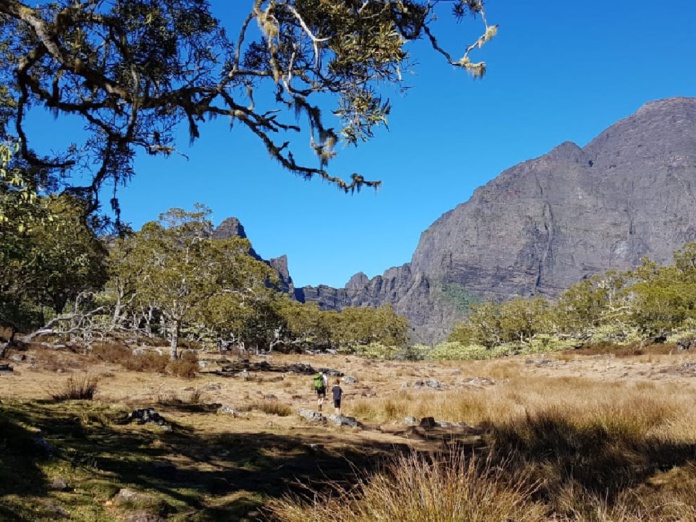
[313,373,325,390]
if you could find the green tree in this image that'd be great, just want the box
[628,253,696,336]
[497,297,551,345]
[0,0,495,216]
[275,299,333,351]
[24,195,108,314]
[197,261,281,352]
[0,193,107,334]
[448,300,502,348]
[334,305,408,348]
[114,205,274,359]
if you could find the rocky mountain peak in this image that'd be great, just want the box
[213,217,248,240]
[297,97,696,343]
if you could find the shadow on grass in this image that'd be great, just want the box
[0,400,417,521]
[7,398,695,520]
[486,411,696,508]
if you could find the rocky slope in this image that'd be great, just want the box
[297,97,696,343]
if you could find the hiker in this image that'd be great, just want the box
[332,378,343,416]
[313,371,328,411]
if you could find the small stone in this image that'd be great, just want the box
[50,478,72,491]
[217,405,238,416]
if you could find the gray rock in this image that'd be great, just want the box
[217,405,238,416]
[298,409,326,423]
[425,378,442,389]
[419,417,437,429]
[113,488,157,507]
[32,433,55,456]
[50,478,72,491]
[403,416,418,425]
[342,375,358,384]
[41,502,70,519]
[327,414,361,428]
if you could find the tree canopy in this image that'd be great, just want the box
[0,0,495,219]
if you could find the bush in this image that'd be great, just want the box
[91,342,132,363]
[345,343,400,359]
[268,450,544,521]
[51,375,99,401]
[240,398,292,417]
[166,358,198,379]
[122,351,169,373]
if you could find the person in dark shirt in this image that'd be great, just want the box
[331,378,343,416]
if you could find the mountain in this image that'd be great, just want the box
[296,97,696,343]
[213,217,295,294]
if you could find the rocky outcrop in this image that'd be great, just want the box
[299,97,696,344]
[213,218,295,294]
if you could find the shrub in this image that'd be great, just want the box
[345,343,400,359]
[122,351,169,373]
[91,342,132,363]
[51,375,99,401]
[240,399,292,417]
[268,450,544,521]
[166,358,198,379]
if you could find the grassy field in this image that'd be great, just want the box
[2,343,696,521]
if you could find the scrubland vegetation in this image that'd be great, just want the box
[4,341,696,521]
[6,151,696,521]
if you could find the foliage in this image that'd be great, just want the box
[109,205,277,358]
[269,450,545,522]
[446,242,696,354]
[0,191,108,331]
[0,0,496,216]
[274,299,409,352]
[436,280,480,313]
[333,305,409,349]
[449,297,552,348]
[347,342,401,359]
[51,374,99,401]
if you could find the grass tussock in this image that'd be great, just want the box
[51,375,99,401]
[93,343,200,378]
[165,352,200,379]
[268,450,546,522]
[122,351,169,373]
[241,398,293,417]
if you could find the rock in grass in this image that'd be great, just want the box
[298,409,325,423]
[327,414,361,428]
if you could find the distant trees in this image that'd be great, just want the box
[272,299,409,353]
[0,196,411,356]
[108,206,278,359]
[449,298,551,348]
[449,243,696,349]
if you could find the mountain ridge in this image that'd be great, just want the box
[217,96,696,344]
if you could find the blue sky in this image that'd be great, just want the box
[36,1,696,288]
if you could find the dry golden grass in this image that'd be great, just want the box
[5,344,696,520]
[269,450,547,522]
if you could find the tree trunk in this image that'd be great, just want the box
[0,325,16,359]
[169,321,179,360]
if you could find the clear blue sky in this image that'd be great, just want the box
[36,1,696,288]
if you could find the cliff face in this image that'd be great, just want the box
[299,97,696,343]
